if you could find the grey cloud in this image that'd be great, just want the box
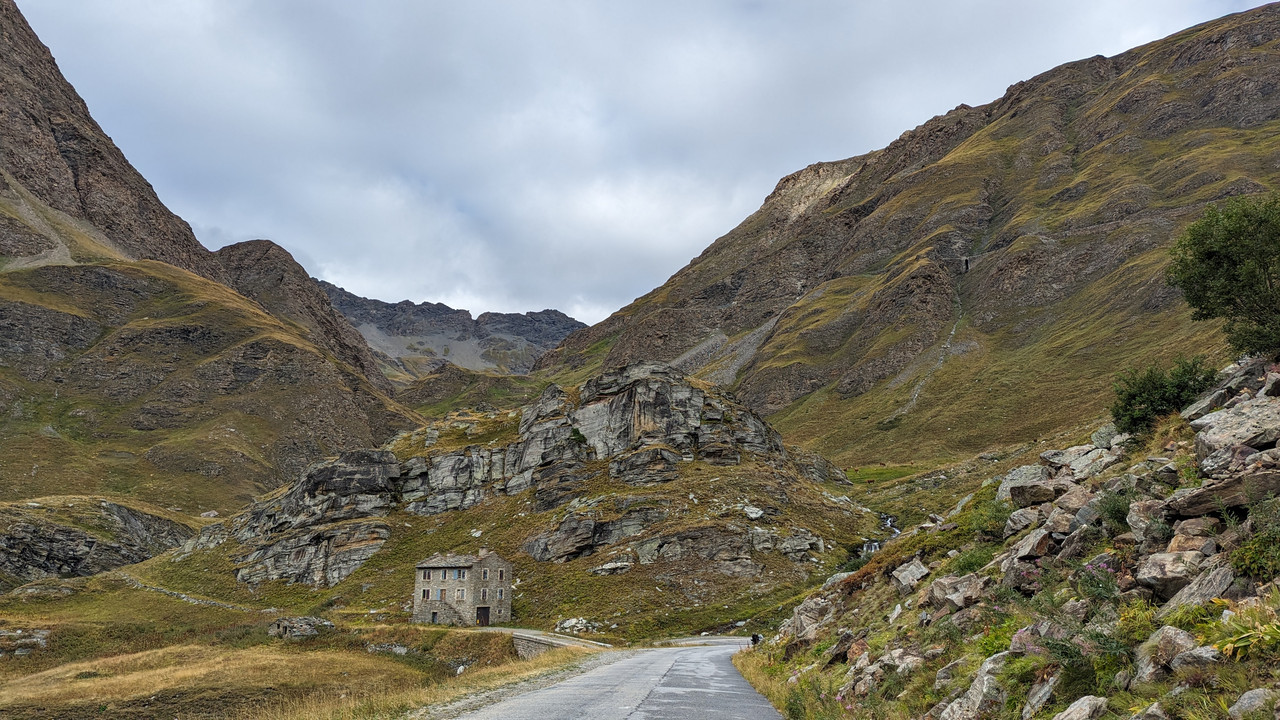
[18,0,1263,323]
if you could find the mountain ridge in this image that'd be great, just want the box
[537,3,1280,467]
[320,280,585,380]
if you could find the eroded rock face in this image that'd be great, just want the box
[0,500,192,590]
[184,363,832,586]
[182,450,400,587]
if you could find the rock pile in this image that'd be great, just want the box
[768,357,1280,719]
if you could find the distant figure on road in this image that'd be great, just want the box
[751,633,763,646]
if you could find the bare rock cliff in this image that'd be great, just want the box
[0,0,226,281]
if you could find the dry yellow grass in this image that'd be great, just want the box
[0,644,419,707]
[244,645,595,720]
[0,638,594,720]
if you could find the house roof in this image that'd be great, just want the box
[416,553,478,569]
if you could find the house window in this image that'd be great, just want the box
[457,588,465,600]
[497,588,504,600]
[421,588,427,599]
[459,568,467,580]
[423,570,430,580]
[482,569,489,580]
[498,569,505,581]
[437,589,446,601]
[481,588,488,601]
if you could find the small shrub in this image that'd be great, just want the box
[947,546,995,576]
[1146,518,1174,544]
[1097,488,1137,534]
[1076,556,1120,602]
[1110,356,1217,434]
[1116,600,1158,646]
[1231,498,1280,580]
[966,498,1012,539]
[976,618,1018,656]
[1164,603,1215,633]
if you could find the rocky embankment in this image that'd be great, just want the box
[180,362,850,588]
[0,498,192,591]
[758,358,1280,719]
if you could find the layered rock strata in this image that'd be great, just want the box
[182,362,845,587]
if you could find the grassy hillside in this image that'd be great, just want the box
[536,5,1280,471]
[0,258,419,514]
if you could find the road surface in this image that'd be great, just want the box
[453,638,781,720]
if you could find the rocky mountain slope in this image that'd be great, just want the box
[539,4,1280,468]
[739,358,1280,719]
[163,362,873,636]
[0,0,419,515]
[0,0,225,282]
[215,240,394,396]
[321,281,585,379]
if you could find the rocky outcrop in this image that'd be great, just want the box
[320,281,584,377]
[0,499,192,590]
[182,363,842,586]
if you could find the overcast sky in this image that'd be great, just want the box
[19,1,1264,324]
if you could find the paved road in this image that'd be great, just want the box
[454,639,781,720]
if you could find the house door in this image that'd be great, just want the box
[476,606,490,626]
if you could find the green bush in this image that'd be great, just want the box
[1168,194,1280,358]
[1231,498,1280,580]
[1110,356,1217,434]
[965,498,1012,539]
[1096,487,1137,534]
[947,546,995,576]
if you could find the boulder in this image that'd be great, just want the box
[1021,670,1060,720]
[1041,445,1096,469]
[791,595,833,641]
[1193,395,1280,460]
[1156,559,1235,619]
[1166,535,1216,554]
[1170,645,1222,671]
[1053,485,1094,515]
[1091,424,1120,449]
[1227,689,1278,720]
[588,559,633,575]
[938,652,1010,720]
[268,616,334,640]
[1126,500,1164,542]
[891,558,930,594]
[1070,448,1123,480]
[1042,508,1074,535]
[1182,388,1231,421]
[1163,470,1280,515]
[1136,552,1204,600]
[997,465,1051,504]
[1011,529,1055,560]
[1010,479,1076,509]
[924,575,963,609]
[1173,517,1221,536]
[1004,507,1041,538]
[935,658,964,691]
[1052,696,1108,720]
[1134,625,1197,683]
[1129,704,1168,720]
[943,574,989,611]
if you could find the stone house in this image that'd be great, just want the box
[412,548,513,626]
